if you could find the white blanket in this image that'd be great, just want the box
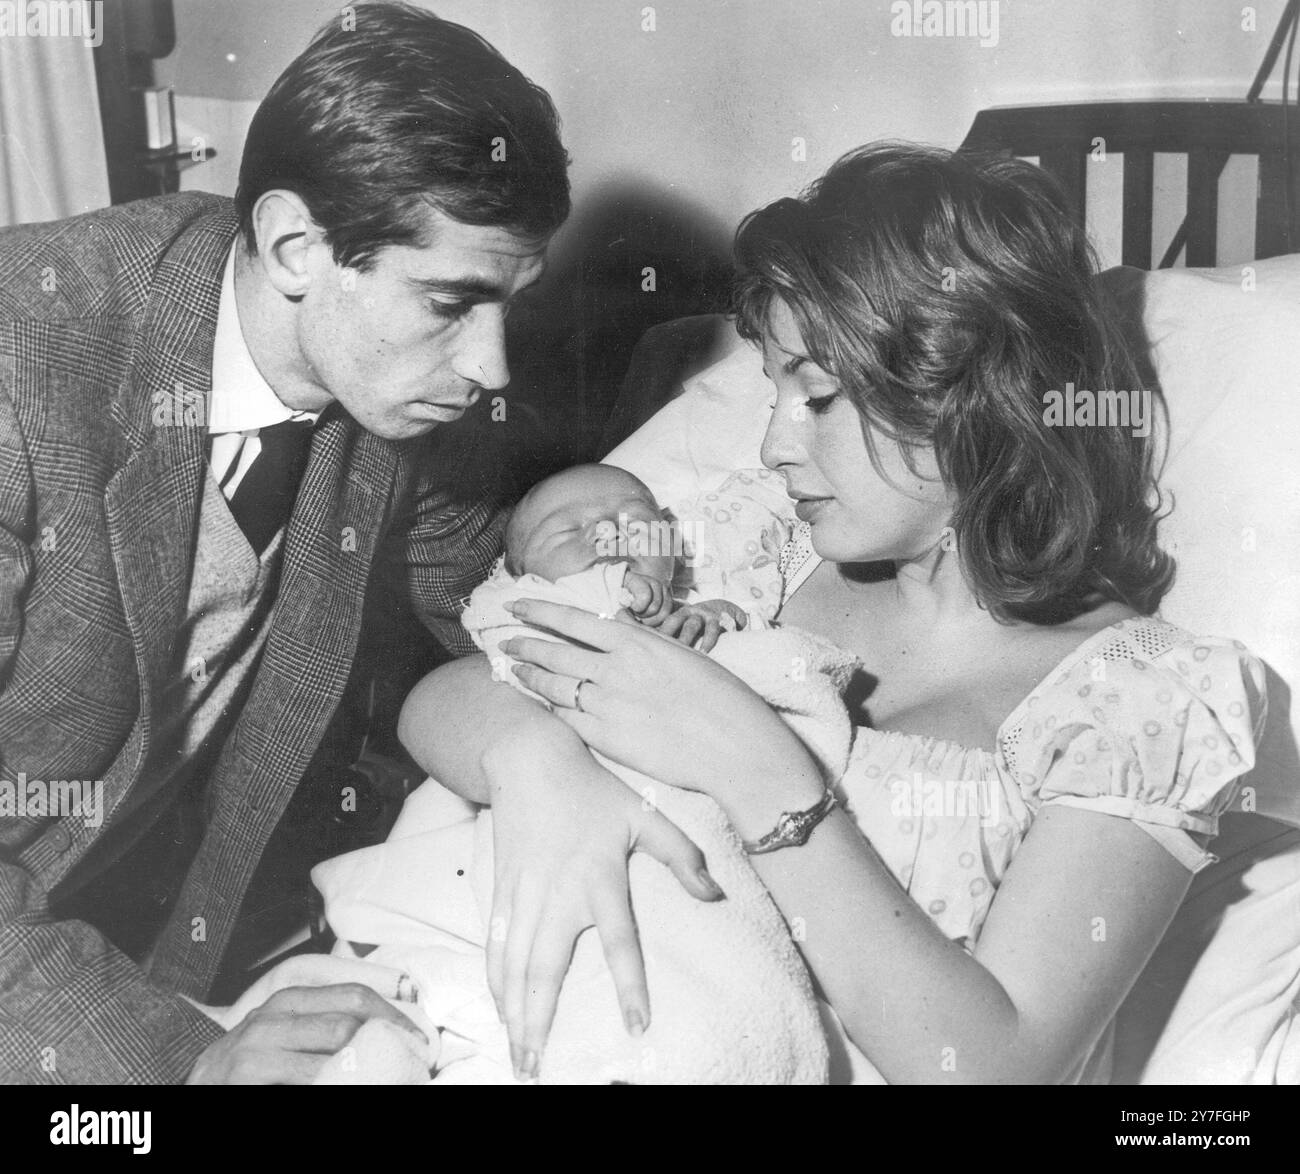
[303,617,858,1084]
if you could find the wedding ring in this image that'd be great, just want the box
[572,678,587,713]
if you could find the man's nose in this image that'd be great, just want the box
[453,308,510,391]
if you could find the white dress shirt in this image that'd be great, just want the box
[209,243,320,499]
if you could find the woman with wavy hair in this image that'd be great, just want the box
[408,143,1264,1083]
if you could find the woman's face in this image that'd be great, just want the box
[758,300,954,565]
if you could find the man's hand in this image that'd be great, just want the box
[186,984,428,1085]
[657,598,748,652]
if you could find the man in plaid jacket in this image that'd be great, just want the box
[0,5,568,1083]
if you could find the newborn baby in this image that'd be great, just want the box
[488,463,749,654]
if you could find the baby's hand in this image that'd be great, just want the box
[619,571,673,627]
[657,599,748,653]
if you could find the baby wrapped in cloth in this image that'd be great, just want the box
[253,465,854,1082]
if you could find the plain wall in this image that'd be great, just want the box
[159,0,1292,248]
[153,0,1294,462]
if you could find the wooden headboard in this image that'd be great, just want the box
[601,99,1299,452]
[961,100,1300,267]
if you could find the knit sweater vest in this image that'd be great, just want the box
[62,469,286,888]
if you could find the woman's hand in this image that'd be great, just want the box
[481,727,724,1082]
[500,599,824,821]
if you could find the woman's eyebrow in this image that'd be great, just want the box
[765,336,813,370]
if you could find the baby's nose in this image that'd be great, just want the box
[588,518,622,553]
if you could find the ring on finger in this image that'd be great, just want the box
[572,678,589,713]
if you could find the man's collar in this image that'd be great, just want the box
[210,242,322,435]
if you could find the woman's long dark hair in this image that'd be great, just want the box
[733,142,1174,624]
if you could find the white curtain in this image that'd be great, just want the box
[0,34,109,226]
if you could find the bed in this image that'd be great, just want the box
[597,99,1300,1084]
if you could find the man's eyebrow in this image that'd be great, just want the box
[410,276,506,298]
[411,268,547,300]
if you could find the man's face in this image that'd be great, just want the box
[295,206,547,440]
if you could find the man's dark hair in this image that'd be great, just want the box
[235,2,570,269]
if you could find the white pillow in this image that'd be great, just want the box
[603,327,769,521]
[1145,256,1300,827]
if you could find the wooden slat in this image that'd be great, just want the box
[963,101,1290,157]
[92,33,150,204]
[963,100,1299,268]
[1039,147,1087,226]
[1186,149,1221,267]
[1256,150,1291,259]
[1121,150,1154,268]
[91,0,176,206]
[122,0,176,58]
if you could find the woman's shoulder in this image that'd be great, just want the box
[996,614,1266,868]
[1003,614,1265,733]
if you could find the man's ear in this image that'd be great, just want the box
[249,189,329,300]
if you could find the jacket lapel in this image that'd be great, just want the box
[149,405,398,998]
[91,202,399,999]
[99,209,233,834]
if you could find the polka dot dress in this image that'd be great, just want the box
[678,469,795,623]
[831,617,1265,950]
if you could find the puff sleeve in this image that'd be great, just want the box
[997,625,1267,872]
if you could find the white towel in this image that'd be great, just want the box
[459,557,635,706]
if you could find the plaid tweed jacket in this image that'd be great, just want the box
[0,194,505,1083]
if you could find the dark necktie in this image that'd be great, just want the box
[227,418,315,556]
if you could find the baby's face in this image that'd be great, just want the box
[506,466,678,584]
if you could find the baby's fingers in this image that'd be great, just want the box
[676,613,705,647]
[656,610,687,638]
[645,579,667,622]
[722,602,749,630]
[621,574,654,614]
[695,615,725,653]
